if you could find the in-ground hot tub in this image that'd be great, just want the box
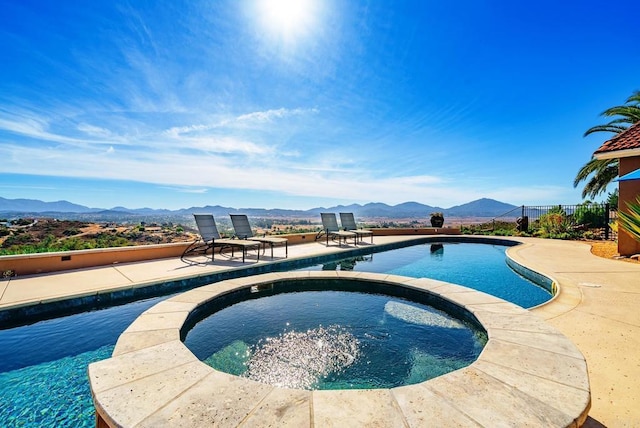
[88,271,591,427]
[182,277,488,390]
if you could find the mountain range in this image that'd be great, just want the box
[0,197,518,219]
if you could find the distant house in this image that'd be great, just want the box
[593,122,640,256]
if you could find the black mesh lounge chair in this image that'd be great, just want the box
[229,214,288,258]
[182,213,261,262]
[317,213,357,246]
[339,212,373,244]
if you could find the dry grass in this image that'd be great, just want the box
[588,240,640,263]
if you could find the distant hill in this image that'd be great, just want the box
[0,196,518,219]
[308,202,440,218]
[445,198,519,217]
[0,197,100,214]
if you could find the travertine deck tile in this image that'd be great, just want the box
[167,289,224,303]
[89,340,197,393]
[474,360,589,426]
[425,283,472,294]
[471,309,559,333]
[138,369,274,428]
[440,290,506,306]
[96,360,212,427]
[392,383,482,427]
[113,329,179,356]
[425,366,577,427]
[465,301,528,315]
[479,339,589,390]
[312,389,406,427]
[123,310,190,332]
[241,387,311,427]
[400,277,450,291]
[488,328,584,359]
[145,300,198,314]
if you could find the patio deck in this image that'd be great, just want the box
[1,235,639,426]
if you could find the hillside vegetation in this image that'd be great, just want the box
[0,218,197,255]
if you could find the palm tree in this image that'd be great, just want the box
[574,90,640,199]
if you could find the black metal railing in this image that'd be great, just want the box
[522,203,615,240]
[487,203,616,240]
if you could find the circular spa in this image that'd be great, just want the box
[183,278,487,390]
[88,272,591,427]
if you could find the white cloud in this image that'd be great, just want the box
[0,110,126,148]
[77,123,114,138]
[164,107,318,138]
[175,135,271,155]
[164,123,211,137]
[160,186,209,194]
[0,136,584,207]
[236,107,317,124]
[0,99,584,209]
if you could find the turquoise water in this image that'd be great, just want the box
[0,296,166,427]
[0,241,550,426]
[0,345,113,427]
[185,290,487,389]
[306,242,551,308]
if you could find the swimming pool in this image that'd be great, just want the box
[302,242,551,308]
[0,240,551,427]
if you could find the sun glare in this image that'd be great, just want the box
[256,0,318,41]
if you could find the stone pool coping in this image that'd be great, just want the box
[88,271,590,427]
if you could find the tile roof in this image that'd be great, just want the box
[594,122,640,156]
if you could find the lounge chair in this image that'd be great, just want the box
[182,214,261,262]
[317,213,357,246]
[339,212,373,244]
[229,214,288,258]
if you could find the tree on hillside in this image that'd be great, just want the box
[574,90,640,199]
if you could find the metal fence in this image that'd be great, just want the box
[494,204,616,240]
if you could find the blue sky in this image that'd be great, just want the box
[1,0,638,210]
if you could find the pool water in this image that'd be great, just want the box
[0,345,113,427]
[307,242,551,308]
[0,295,167,427]
[185,290,486,390]
[0,241,550,426]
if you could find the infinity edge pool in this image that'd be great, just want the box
[0,236,554,329]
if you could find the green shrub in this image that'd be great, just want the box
[573,202,607,228]
[62,228,81,236]
[1,233,36,248]
[460,221,519,236]
[11,218,33,226]
[534,210,577,239]
[58,238,91,251]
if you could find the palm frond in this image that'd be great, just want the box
[607,117,637,125]
[618,196,640,242]
[600,105,640,119]
[583,124,628,137]
[573,159,618,199]
[574,158,610,185]
[625,90,640,104]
